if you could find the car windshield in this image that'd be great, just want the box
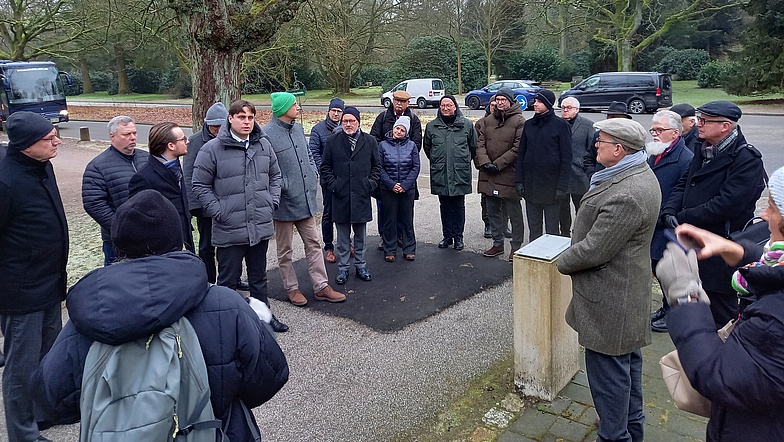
[4,66,65,104]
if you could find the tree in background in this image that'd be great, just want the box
[467,0,527,83]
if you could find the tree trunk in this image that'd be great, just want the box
[456,40,463,94]
[558,3,568,57]
[618,39,632,71]
[189,44,243,131]
[115,44,131,95]
[79,57,94,94]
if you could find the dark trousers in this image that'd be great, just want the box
[195,214,217,283]
[377,199,407,237]
[380,189,416,255]
[1,302,62,442]
[438,195,466,240]
[102,240,117,266]
[217,241,269,305]
[559,193,584,236]
[525,200,562,242]
[481,193,509,227]
[585,348,645,442]
[321,184,335,251]
[485,195,524,249]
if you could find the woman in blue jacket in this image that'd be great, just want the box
[657,165,784,441]
[378,116,420,261]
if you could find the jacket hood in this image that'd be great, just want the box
[200,123,217,143]
[66,251,209,345]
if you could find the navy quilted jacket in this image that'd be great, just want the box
[31,251,289,440]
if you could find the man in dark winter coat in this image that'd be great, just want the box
[516,89,572,241]
[558,96,595,236]
[82,115,149,266]
[309,97,344,263]
[646,110,694,333]
[320,106,382,285]
[0,112,69,442]
[184,102,229,283]
[192,100,288,333]
[670,103,701,153]
[32,190,289,441]
[662,101,766,328]
[474,87,526,261]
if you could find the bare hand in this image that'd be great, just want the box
[675,223,745,266]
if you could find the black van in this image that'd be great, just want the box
[558,72,672,114]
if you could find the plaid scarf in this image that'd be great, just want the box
[701,128,738,163]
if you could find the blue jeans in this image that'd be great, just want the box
[585,348,645,442]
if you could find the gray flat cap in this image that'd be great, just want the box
[593,119,647,151]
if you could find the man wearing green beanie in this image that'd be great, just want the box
[271,92,297,118]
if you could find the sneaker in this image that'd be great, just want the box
[325,249,336,263]
[315,285,346,302]
[651,306,667,322]
[651,316,668,333]
[483,245,504,257]
[287,289,307,306]
[335,269,349,285]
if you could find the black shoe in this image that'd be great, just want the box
[651,316,668,333]
[269,315,289,333]
[504,228,512,238]
[651,307,667,322]
[454,238,465,251]
[483,225,492,238]
[438,237,453,248]
[356,267,372,281]
[236,279,250,291]
[336,269,349,285]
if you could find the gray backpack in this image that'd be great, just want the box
[79,316,221,441]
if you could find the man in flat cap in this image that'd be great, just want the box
[669,103,700,153]
[557,118,660,442]
[0,111,69,442]
[661,100,766,328]
[583,101,632,178]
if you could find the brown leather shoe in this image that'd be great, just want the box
[287,289,308,306]
[325,249,336,263]
[315,285,346,303]
[483,245,505,257]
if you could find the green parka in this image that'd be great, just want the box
[423,113,477,197]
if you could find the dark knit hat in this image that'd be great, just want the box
[440,94,459,109]
[271,92,297,117]
[329,97,345,111]
[697,100,742,122]
[343,106,360,122]
[204,102,229,126]
[496,87,516,104]
[6,111,55,151]
[111,189,184,259]
[669,103,696,118]
[535,90,556,111]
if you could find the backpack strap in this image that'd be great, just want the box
[176,387,222,437]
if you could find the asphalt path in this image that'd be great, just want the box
[57,113,784,175]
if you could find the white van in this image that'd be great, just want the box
[381,78,445,109]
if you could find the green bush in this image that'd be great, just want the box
[637,46,676,72]
[91,71,113,92]
[654,49,710,80]
[64,72,83,96]
[504,47,563,82]
[127,66,164,94]
[697,60,732,88]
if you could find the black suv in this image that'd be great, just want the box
[558,72,672,114]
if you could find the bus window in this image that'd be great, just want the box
[7,66,65,104]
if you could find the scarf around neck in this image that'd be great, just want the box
[589,150,647,190]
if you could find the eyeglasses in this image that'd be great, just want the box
[40,135,60,144]
[596,139,619,146]
[171,136,187,144]
[649,127,675,135]
[696,117,729,125]
[560,106,577,111]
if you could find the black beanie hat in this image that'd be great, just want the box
[343,106,360,122]
[111,189,184,259]
[440,94,459,109]
[496,87,516,104]
[535,90,556,111]
[6,111,55,151]
[329,97,345,111]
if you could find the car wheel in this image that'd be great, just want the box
[628,98,645,114]
[515,95,529,110]
[382,98,391,108]
[467,96,481,110]
[417,97,427,109]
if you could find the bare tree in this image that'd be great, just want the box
[468,0,527,83]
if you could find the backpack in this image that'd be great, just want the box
[79,316,221,441]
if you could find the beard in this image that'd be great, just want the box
[646,140,669,157]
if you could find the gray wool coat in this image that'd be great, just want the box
[557,162,661,356]
[566,114,595,195]
[263,116,318,222]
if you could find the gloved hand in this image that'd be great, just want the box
[515,183,525,197]
[663,214,679,229]
[483,162,500,174]
[656,242,711,306]
[555,190,567,202]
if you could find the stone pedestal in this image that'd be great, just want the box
[512,236,579,401]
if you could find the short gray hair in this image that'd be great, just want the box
[561,97,580,109]
[652,110,682,133]
[108,116,134,135]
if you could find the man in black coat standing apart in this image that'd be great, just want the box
[0,111,69,442]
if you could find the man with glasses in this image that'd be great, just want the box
[645,110,694,333]
[82,115,149,266]
[558,97,595,236]
[661,101,766,328]
[0,112,69,442]
[669,103,700,153]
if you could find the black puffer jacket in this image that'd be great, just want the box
[669,241,784,441]
[32,251,289,440]
[82,146,149,241]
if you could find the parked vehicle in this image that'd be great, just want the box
[557,72,672,114]
[0,60,72,126]
[464,80,542,110]
[381,78,445,109]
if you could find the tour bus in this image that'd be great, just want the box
[0,60,72,126]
